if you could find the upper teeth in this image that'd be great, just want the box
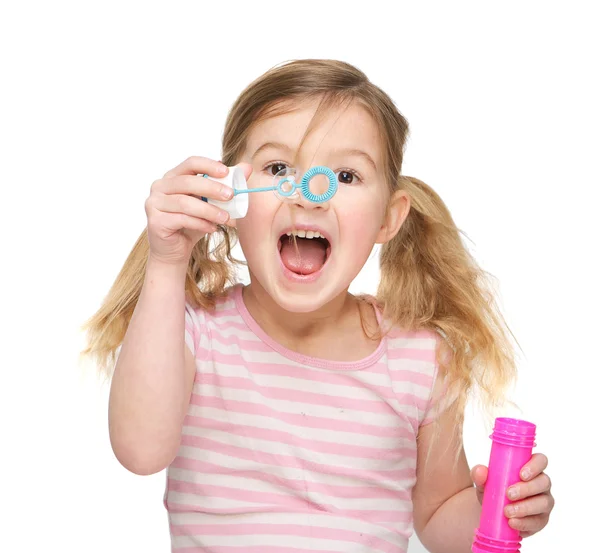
[286,230,323,239]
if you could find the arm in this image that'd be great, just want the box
[412,405,480,553]
[108,256,197,475]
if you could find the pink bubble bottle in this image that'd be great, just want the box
[472,417,536,553]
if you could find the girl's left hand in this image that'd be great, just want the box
[471,453,554,537]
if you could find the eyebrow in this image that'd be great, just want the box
[251,141,378,171]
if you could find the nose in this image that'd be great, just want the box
[293,193,330,211]
[293,171,334,210]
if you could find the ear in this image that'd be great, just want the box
[375,189,411,244]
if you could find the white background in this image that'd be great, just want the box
[1,1,598,551]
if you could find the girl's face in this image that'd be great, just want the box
[236,99,408,313]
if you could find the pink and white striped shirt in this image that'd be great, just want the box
[166,284,440,553]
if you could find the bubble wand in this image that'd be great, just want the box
[199,165,338,219]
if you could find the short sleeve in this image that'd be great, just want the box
[421,372,446,425]
[421,334,455,426]
[184,302,210,360]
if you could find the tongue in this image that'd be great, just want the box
[280,237,327,275]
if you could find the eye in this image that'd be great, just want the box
[264,162,288,176]
[337,169,361,185]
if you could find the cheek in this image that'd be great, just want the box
[344,224,380,254]
[236,213,261,249]
[236,196,276,250]
[338,196,386,243]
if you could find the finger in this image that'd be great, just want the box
[163,156,229,179]
[223,217,237,229]
[520,453,548,481]
[149,211,218,237]
[470,465,487,503]
[154,194,230,226]
[507,472,551,501]
[176,213,219,236]
[505,492,555,519]
[156,174,234,202]
[470,465,488,493]
[507,513,549,534]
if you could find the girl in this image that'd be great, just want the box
[83,59,554,552]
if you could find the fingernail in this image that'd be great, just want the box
[521,468,531,480]
[506,505,518,517]
[218,210,230,223]
[508,487,519,500]
[220,164,229,174]
[221,185,234,200]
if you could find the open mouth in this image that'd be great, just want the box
[277,230,332,276]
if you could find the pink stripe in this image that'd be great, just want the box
[171,523,405,553]
[195,371,428,413]
[184,415,415,460]
[208,317,250,333]
[171,456,412,501]
[169,478,315,510]
[173,544,342,553]
[387,347,435,362]
[215,336,274,352]
[167,500,304,516]
[211,355,386,389]
[387,369,433,387]
[179,435,413,483]
[191,394,415,439]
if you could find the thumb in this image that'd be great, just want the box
[471,465,488,503]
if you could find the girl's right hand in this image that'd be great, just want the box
[144,156,236,266]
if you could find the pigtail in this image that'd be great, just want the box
[379,176,518,438]
[80,226,240,377]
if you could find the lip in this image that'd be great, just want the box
[276,223,334,283]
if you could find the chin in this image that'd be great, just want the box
[272,293,331,313]
[267,277,350,314]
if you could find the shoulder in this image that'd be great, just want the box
[185,284,240,321]
[383,322,448,428]
[359,293,441,360]
[184,285,241,357]
[385,322,441,365]
[384,324,441,395]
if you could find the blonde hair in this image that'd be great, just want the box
[82,59,518,442]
